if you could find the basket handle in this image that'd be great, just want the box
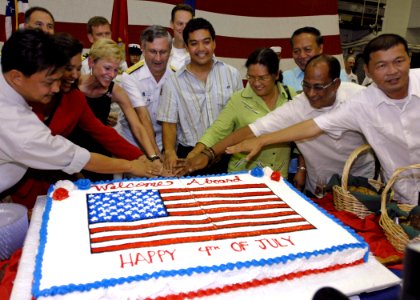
[341,144,372,192]
[380,164,420,218]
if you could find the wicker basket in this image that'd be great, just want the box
[332,144,383,218]
[379,164,420,253]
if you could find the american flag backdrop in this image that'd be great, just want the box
[1,0,342,74]
[4,0,28,39]
[87,183,316,254]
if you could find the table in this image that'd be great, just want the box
[7,194,402,299]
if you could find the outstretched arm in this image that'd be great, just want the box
[162,122,178,172]
[226,120,323,160]
[135,106,161,156]
[84,153,161,177]
[112,84,160,159]
[179,125,256,175]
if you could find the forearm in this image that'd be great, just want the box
[131,123,158,157]
[143,120,161,155]
[188,142,207,158]
[84,153,133,174]
[162,122,177,155]
[258,120,322,147]
[297,154,306,170]
[114,85,158,157]
[212,126,255,155]
[137,107,161,155]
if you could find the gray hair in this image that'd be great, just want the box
[140,25,172,49]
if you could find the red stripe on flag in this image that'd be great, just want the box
[161,183,268,193]
[164,197,282,208]
[91,217,308,243]
[163,191,278,201]
[167,203,288,215]
[91,224,316,253]
[146,0,338,17]
[90,210,298,234]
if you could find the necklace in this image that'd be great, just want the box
[264,87,279,111]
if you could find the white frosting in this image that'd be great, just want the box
[35,172,368,299]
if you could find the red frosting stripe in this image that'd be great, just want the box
[91,224,315,253]
[90,218,308,243]
[90,210,299,234]
[149,259,365,300]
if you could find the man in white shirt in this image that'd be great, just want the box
[0,30,157,195]
[181,55,374,194]
[227,34,420,205]
[119,25,173,154]
[168,3,194,70]
[344,54,359,84]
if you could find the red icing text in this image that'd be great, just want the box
[199,245,221,256]
[119,249,176,268]
[94,180,174,192]
[186,175,242,186]
[231,241,249,252]
[255,237,295,249]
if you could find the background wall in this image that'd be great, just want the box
[0,0,344,76]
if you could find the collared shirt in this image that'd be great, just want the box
[169,46,189,71]
[118,61,171,149]
[346,70,359,84]
[250,82,373,193]
[315,69,420,204]
[283,66,349,93]
[200,82,296,175]
[157,57,243,147]
[0,72,90,193]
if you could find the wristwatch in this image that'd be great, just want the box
[148,154,160,162]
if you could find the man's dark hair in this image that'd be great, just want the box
[290,26,323,47]
[87,16,110,34]
[183,18,215,45]
[1,29,67,76]
[245,48,279,76]
[53,32,83,59]
[305,54,341,80]
[24,6,55,23]
[363,33,409,66]
[171,3,195,22]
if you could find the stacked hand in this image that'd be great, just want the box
[226,137,262,161]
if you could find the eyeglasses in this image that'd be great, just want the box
[301,79,337,91]
[246,74,273,83]
[146,49,169,57]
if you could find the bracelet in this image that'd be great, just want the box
[208,147,216,158]
[297,166,306,171]
[200,148,216,166]
[200,150,213,165]
[148,154,160,162]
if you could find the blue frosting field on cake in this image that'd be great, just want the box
[87,190,168,224]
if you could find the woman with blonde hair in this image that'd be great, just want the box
[74,39,161,180]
